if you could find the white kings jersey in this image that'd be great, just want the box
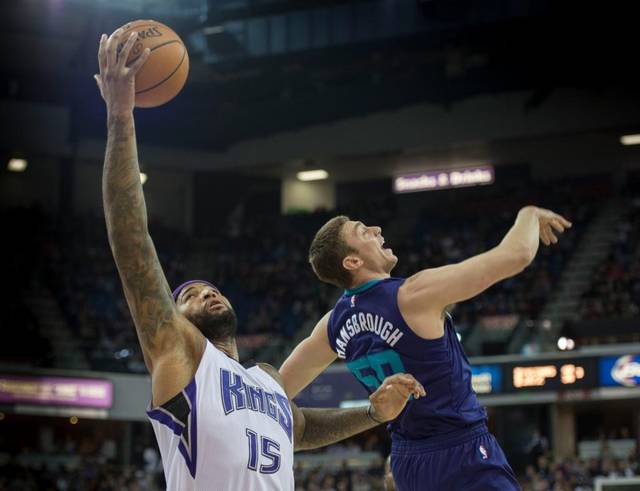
[147,341,295,491]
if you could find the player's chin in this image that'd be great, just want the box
[195,305,226,323]
[207,304,230,317]
[385,254,398,271]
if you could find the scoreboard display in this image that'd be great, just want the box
[503,358,599,392]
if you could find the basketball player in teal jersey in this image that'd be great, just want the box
[280,208,571,490]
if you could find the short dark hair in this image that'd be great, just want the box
[308,215,355,289]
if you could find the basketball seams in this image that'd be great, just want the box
[120,22,164,39]
[128,40,182,66]
[120,22,170,53]
[119,21,182,65]
[136,45,187,96]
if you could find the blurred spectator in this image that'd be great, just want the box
[580,195,640,322]
[526,430,550,466]
[520,453,640,491]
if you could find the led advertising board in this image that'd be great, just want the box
[599,354,640,388]
[393,165,494,194]
[0,375,113,408]
[504,358,598,392]
[471,364,502,394]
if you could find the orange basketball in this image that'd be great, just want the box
[116,20,189,108]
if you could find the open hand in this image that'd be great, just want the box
[535,208,572,246]
[369,373,425,423]
[94,28,151,116]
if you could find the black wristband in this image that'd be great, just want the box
[367,404,385,425]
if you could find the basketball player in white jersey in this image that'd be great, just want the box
[95,29,425,491]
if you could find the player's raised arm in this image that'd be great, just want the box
[95,30,198,374]
[280,311,337,398]
[399,206,572,336]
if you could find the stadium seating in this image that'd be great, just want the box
[3,175,618,372]
[2,428,637,491]
[579,195,640,321]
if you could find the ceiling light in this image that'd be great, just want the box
[620,134,640,145]
[557,336,576,351]
[8,158,27,172]
[557,337,567,351]
[297,169,328,181]
[203,25,225,35]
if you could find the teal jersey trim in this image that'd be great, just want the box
[344,278,383,297]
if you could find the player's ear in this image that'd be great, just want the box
[343,254,363,272]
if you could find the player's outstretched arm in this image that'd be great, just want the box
[95,30,198,375]
[280,311,337,398]
[292,373,425,451]
[399,206,572,338]
[260,364,424,450]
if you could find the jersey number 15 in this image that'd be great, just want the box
[245,429,280,474]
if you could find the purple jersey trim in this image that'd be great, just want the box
[147,378,199,478]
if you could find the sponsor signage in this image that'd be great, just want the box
[0,375,113,409]
[504,358,598,392]
[599,355,640,387]
[471,364,502,394]
[393,165,494,194]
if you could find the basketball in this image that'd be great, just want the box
[116,20,189,108]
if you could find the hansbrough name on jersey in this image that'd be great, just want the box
[332,309,404,359]
[147,341,295,491]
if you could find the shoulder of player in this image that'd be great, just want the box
[312,310,333,334]
[148,315,206,404]
[150,312,205,361]
[255,362,285,390]
[398,271,448,338]
[399,269,440,307]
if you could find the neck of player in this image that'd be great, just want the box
[214,338,239,361]
[350,271,390,290]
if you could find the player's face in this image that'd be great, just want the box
[176,282,237,340]
[343,220,398,273]
[176,282,233,315]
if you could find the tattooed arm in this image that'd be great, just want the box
[103,114,176,354]
[95,29,203,401]
[293,373,424,451]
[258,365,425,451]
[293,405,380,451]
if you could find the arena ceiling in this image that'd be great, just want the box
[2,0,640,178]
